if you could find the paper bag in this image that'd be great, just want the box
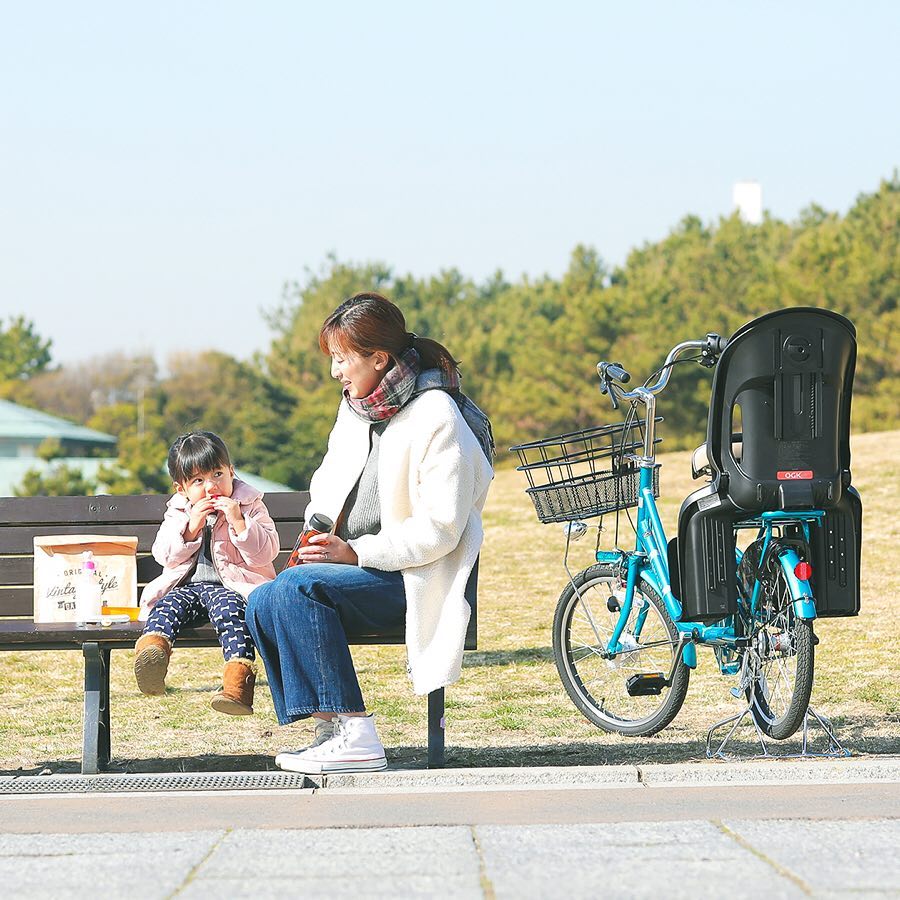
[33,534,139,623]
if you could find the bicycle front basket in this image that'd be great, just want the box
[510,420,660,524]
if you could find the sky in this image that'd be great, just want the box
[1,2,898,367]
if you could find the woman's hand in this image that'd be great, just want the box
[301,533,358,566]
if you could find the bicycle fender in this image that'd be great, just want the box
[639,569,665,604]
[777,547,817,621]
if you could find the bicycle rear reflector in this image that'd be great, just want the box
[794,561,813,580]
[625,672,668,696]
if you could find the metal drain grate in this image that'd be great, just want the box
[0,771,314,794]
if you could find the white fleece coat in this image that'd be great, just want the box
[305,390,493,695]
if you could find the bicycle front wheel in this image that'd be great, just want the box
[741,545,815,740]
[553,563,690,736]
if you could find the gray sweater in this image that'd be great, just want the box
[337,421,387,541]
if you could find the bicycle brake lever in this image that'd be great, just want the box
[604,376,620,410]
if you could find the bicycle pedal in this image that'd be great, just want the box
[625,672,667,696]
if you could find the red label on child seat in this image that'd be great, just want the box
[777,470,814,480]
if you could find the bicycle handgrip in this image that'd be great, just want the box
[599,362,631,384]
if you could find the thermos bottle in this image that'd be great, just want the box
[284,513,335,569]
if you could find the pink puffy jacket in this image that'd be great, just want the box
[139,478,279,618]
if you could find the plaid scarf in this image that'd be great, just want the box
[345,347,418,422]
[345,347,461,423]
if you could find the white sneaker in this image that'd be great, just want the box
[275,714,387,774]
[274,717,338,769]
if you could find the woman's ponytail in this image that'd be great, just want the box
[410,334,459,379]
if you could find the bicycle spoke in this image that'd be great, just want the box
[557,570,686,732]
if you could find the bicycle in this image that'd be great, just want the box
[511,308,862,747]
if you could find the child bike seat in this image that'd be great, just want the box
[705,307,856,512]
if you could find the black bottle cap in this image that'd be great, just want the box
[306,513,334,532]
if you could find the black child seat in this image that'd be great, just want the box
[676,307,862,622]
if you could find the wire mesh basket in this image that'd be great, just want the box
[510,420,661,524]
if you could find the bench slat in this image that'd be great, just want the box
[0,619,407,649]
[0,522,306,555]
[0,524,164,554]
[0,495,168,524]
[0,588,40,617]
[0,617,476,650]
[0,493,309,524]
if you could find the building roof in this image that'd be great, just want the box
[233,468,294,494]
[0,399,116,446]
[0,457,116,498]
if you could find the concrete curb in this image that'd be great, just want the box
[318,755,900,792]
[1,755,897,797]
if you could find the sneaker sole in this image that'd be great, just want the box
[275,755,387,775]
[210,694,253,716]
[134,647,169,696]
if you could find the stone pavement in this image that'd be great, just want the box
[1,757,898,899]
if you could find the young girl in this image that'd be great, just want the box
[135,431,279,715]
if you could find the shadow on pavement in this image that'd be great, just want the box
[4,728,898,778]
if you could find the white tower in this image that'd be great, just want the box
[733,180,762,224]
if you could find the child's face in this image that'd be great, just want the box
[176,465,235,504]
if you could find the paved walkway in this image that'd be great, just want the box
[1,757,898,898]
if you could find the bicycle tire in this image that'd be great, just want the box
[553,563,690,736]
[740,543,815,740]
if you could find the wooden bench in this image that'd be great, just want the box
[0,492,476,774]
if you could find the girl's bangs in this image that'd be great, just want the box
[171,437,230,483]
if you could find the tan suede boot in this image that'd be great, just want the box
[133,633,172,696]
[211,659,255,715]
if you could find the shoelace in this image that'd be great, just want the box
[317,719,351,756]
[311,717,338,747]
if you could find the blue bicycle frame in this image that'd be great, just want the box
[597,341,822,674]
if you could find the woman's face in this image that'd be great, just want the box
[329,344,390,399]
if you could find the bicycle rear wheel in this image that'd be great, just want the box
[553,563,690,736]
[740,543,815,740]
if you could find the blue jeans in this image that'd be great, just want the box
[246,564,406,724]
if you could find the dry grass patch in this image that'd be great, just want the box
[2,431,898,773]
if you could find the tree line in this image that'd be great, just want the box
[3,174,897,496]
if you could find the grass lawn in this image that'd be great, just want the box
[1,431,898,774]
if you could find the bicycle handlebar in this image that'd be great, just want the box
[597,332,727,407]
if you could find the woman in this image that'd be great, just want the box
[246,292,493,773]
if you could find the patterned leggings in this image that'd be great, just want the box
[143,582,255,661]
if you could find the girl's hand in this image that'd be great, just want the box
[186,497,216,539]
[213,496,246,535]
[301,533,358,566]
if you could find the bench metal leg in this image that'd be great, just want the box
[82,643,111,774]
[427,687,445,768]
